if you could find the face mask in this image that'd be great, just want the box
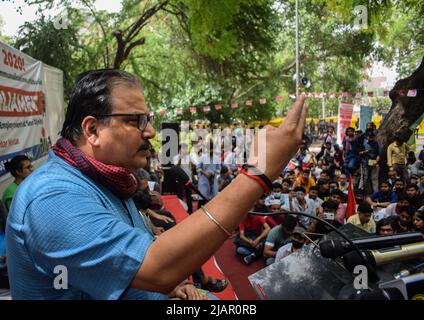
[273,193,281,199]
[323,212,335,221]
[292,240,304,249]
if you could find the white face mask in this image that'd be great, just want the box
[323,212,335,221]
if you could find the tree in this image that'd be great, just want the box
[377,57,424,178]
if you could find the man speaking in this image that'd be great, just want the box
[6,69,307,299]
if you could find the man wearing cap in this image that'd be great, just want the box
[317,179,331,201]
[347,203,376,233]
[275,227,306,261]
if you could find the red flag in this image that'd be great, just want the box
[190,107,197,114]
[231,102,238,109]
[345,175,357,220]
[276,96,284,102]
[259,98,267,105]
[214,104,222,110]
[203,105,211,112]
[176,108,183,115]
[245,100,253,106]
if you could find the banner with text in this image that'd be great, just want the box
[0,41,61,185]
[336,101,354,144]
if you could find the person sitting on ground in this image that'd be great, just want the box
[133,168,176,232]
[218,166,233,191]
[366,181,398,210]
[234,213,271,265]
[293,168,316,193]
[330,189,347,224]
[264,182,285,206]
[404,183,422,210]
[307,200,342,239]
[2,155,33,211]
[282,186,315,228]
[381,193,411,220]
[263,214,297,265]
[347,203,376,234]
[418,175,424,195]
[387,168,398,186]
[275,227,306,261]
[393,178,405,199]
[376,218,396,236]
[392,205,415,233]
[317,178,331,201]
[305,185,323,215]
[338,174,349,195]
[412,209,424,233]
[265,199,285,228]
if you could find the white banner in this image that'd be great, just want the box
[0,41,64,193]
[336,100,354,145]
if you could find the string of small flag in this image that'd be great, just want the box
[159,88,421,115]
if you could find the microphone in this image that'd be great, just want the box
[320,232,424,259]
[343,241,424,273]
[168,166,208,201]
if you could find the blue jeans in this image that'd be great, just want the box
[234,232,265,257]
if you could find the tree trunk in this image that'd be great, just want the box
[377,57,424,179]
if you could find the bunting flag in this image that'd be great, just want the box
[159,108,166,116]
[407,89,418,97]
[345,175,357,220]
[171,88,420,116]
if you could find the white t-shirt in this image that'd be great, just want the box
[275,243,293,261]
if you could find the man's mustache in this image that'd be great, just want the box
[139,140,151,152]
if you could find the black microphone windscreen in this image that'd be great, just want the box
[319,240,346,259]
[169,166,190,184]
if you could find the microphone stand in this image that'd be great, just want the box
[248,210,380,282]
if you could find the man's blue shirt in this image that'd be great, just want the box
[6,151,168,300]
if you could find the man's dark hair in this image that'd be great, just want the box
[397,193,410,202]
[4,155,30,177]
[376,218,396,234]
[293,186,306,193]
[272,182,282,189]
[282,214,297,232]
[282,178,292,186]
[322,200,338,211]
[399,205,415,217]
[61,69,143,143]
[330,189,344,198]
[309,185,319,192]
[380,180,392,188]
[406,183,419,191]
[394,178,404,184]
